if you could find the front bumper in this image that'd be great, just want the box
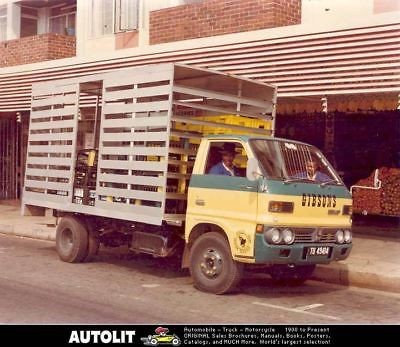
[254,234,352,265]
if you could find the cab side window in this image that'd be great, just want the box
[205,142,247,177]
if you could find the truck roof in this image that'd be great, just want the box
[204,134,315,147]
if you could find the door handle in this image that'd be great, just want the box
[195,199,205,206]
[239,184,255,190]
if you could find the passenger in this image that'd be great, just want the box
[209,143,241,176]
[295,158,331,182]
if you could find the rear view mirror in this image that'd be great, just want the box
[246,158,263,181]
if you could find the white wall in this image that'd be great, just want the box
[7,1,19,40]
[301,0,400,30]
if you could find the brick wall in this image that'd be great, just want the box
[150,0,301,44]
[0,33,76,68]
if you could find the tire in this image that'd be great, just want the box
[56,216,88,263]
[82,220,100,262]
[270,264,316,286]
[189,232,243,294]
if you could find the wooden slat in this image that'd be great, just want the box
[103,100,170,114]
[101,131,168,142]
[104,84,171,101]
[28,145,74,154]
[98,173,164,186]
[23,190,69,204]
[25,168,71,178]
[26,156,73,166]
[97,187,164,201]
[28,132,75,141]
[99,159,166,171]
[32,94,76,107]
[25,179,70,191]
[32,83,77,96]
[99,146,167,156]
[95,200,163,225]
[172,101,273,119]
[102,115,170,128]
[29,119,76,130]
[173,84,273,109]
[30,105,76,118]
[103,64,173,88]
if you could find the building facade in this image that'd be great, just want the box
[0,0,399,199]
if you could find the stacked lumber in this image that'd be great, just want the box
[353,167,400,216]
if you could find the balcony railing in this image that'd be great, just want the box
[0,33,76,68]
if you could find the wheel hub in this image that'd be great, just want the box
[199,249,223,278]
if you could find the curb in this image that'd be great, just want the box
[314,263,400,294]
[0,224,55,241]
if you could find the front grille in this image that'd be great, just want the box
[294,228,337,244]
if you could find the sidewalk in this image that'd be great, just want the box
[0,201,399,293]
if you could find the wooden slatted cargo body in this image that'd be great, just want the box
[23,63,276,226]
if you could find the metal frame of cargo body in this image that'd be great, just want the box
[22,63,276,226]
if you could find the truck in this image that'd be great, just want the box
[22,63,352,294]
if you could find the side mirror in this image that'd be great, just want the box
[373,169,382,189]
[246,158,262,181]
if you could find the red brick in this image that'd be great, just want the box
[0,33,75,67]
[149,0,301,44]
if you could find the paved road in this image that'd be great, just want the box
[1,234,399,324]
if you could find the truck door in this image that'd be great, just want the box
[187,140,258,259]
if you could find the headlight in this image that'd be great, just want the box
[335,229,344,244]
[282,228,294,245]
[264,228,282,244]
[343,229,352,243]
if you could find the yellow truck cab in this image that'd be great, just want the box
[185,135,352,294]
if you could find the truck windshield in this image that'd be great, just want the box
[250,139,341,185]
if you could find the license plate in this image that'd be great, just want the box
[307,246,330,256]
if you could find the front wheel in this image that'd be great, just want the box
[270,264,316,286]
[189,232,243,294]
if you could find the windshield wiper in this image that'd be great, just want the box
[282,177,314,184]
[319,179,342,187]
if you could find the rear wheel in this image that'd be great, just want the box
[270,264,316,286]
[82,219,100,262]
[56,216,88,263]
[189,232,243,294]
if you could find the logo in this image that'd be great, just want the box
[69,330,135,344]
[141,327,181,346]
[234,231,251,253]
